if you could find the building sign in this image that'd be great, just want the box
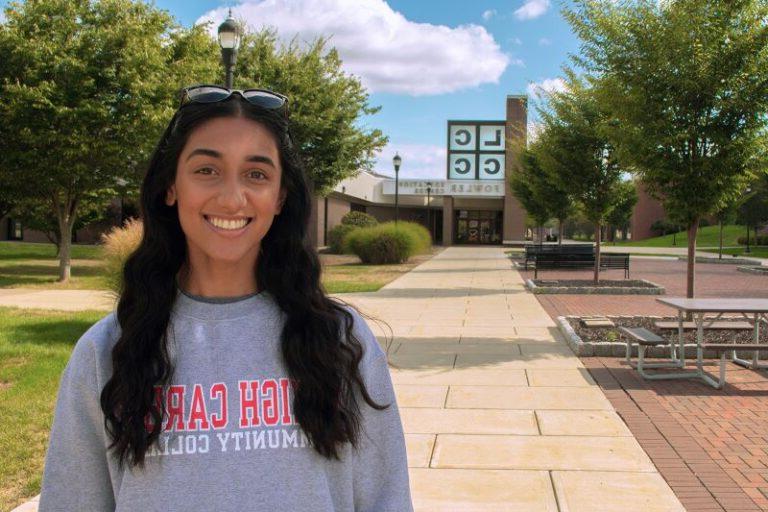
[382,179,504,197]
[447,121,505,181]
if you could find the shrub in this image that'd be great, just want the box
[327,224,357,254]
[99,217,143,296]
[340,211,378,228]
[346,221,431,264]
[737,234,768,246]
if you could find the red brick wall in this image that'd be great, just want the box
[630,181,667,241]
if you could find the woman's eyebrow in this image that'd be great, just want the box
[185,148,275,167]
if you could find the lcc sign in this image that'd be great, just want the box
[447,121,505,180]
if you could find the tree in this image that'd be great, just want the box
[737,177,768,252]
[231,29,387,195]
[565,0,768,297]
[510,147,555,243]
[536,72,624,282]
[605,180,637,242]
[0,0,197,282]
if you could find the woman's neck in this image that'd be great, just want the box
[176,266,258,298]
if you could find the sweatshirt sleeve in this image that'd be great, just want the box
[38,319,116,512]
[347,309,414,512]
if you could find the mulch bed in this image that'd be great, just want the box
[534,279,656,288]
[567,315,767,345]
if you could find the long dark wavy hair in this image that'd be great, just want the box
[100,95,391,470]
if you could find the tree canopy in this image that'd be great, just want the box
[563,0,768,295]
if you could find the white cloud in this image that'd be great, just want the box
[514,0,550,21]
[374,143,446,179]
[526,77,566,101]
[482,9,496,21]
[197,0,509,96]
[510,37,523,45]
[538,37,551,46]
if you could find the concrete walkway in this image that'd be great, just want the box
[9,246,684,511]
[344,246,684,511]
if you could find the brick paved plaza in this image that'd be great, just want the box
[525,257,768,511]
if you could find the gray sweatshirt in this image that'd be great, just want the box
[38,287,413,511]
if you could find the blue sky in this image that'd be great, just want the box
[2,0,581,178]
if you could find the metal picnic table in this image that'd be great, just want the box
[654,298,768,388]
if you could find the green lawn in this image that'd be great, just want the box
[0,241,438,293]
[716,247,768,259]
[615,224,748,248]
[0,307,105,510]
[0,241,110,290]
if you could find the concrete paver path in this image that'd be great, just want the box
[343,246,685,511]
[7,246,684,511]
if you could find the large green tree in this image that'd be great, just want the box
[0,0,197,281]
[231,29,387,195]
[565,0,768,297]
[510,137,574,245]
[605,180,638,242]
[536,73,624,282]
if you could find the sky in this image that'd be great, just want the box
[1,0,581,179]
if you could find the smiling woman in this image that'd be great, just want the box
[37,88,413,511]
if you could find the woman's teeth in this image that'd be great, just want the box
[206,216,250,230]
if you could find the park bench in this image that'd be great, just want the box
[529,246,631,279]
[653,320,753,330]
[523,243,593,270]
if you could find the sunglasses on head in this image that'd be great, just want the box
[178,84,289,118]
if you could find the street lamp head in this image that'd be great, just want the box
[393,152,402,173]
[218,9,240,50]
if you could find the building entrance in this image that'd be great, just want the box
[455,210,502,244]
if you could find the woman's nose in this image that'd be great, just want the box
[216,176,247,210]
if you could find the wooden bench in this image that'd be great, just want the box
[654,321,753,330]
[619,327,683,375]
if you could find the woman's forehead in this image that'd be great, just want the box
[183,117,280,159]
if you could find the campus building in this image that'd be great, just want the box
[309,95,530,247]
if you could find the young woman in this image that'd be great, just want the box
[38,85,413,511]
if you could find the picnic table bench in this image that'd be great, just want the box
[653,320,753,330]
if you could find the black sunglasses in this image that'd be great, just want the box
[178,84,289,118]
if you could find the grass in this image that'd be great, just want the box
[614,224,747,248]
[0,242,110,290]
[0,307,106,510]
[716,247,768,259]
[0,241,439,293]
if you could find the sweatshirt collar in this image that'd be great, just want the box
[172,285,272,321]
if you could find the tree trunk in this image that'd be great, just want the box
[53,194,78,283]
[594,221,601,284]
[718,221,723,259]
[686,218,699,299]
[558,218,563,246]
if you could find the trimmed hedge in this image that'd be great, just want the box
[345,221,431,264]
[737,234,768,246]
[328,224,358,254]
[341,211,378,228]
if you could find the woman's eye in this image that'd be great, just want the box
[195,167,215,175]
[248,170,266,180]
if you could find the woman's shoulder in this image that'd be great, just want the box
[65,311,121,390]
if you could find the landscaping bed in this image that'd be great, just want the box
[558,314,766,357]
[526,278,664,295]
[736,265,768,275]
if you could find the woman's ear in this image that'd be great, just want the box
[165,185,177,206]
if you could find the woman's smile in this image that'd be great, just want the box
[203,214,253,236]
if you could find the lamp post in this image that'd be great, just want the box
[393,153,402,225]
[426,182,432,241]
[218,9,241,89]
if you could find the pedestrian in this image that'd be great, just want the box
[38,84,413,511]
